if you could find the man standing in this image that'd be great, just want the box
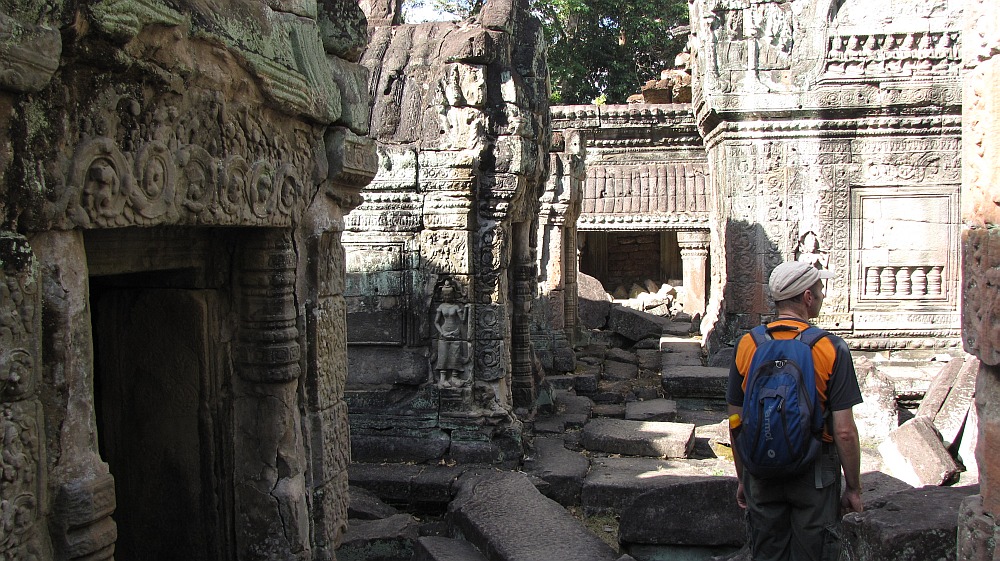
[727,261,864,561]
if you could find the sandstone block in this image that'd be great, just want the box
[448,472,619,561]
[842,485,979,561]
[625,399,678,422]
[523,436,591,506]
[338,514,420,561]
[618,477,744,547]
[349,486,400,520]
[604,360,640,381]
[609,305,671,342]
[581,457,721,514]
[415,536,488,561]
[878,416,960,487]
[581,418,695,458]
[662,365,728,399]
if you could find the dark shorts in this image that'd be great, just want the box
[743,445,843,561]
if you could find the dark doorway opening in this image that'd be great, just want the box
[90,276,226,561]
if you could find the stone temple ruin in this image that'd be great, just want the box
[2,0,1000,559]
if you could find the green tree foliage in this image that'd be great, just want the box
[401,0,688,105]
[536,0,688,104]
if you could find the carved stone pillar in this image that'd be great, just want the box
[957,0,1000,555]
[234,230,310,561]
[677,230,710,316]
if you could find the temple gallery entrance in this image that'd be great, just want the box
[87,228,234,561]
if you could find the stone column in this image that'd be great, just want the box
[234,230,310,561]
[957,0,1000,555]
[677,230,710,316]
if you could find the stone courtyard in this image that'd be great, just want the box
[1,0,999,560]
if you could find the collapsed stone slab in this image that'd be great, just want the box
[448,471,620,561]
[878,416,961,487]
[609,305,673,341]
[842,485,979,561]
[582,418,695,458]
[917,354,979,448]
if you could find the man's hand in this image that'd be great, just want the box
[840,487,862,516]
[736,480,747,509]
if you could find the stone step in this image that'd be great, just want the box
[581,417,695,458]
[662,365,728,399]
[659,336,704,367]
[448,471,619,561]
[581,456,736,514]
[618,476,743,551]
[338,514,420,561]
[625,398,678,422]
[416,536,489,561]
[522,436,590,506]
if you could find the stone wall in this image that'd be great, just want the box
[957,0,1000,555]
[346,0,550,464]
[689,0,964,353]
[0,2,374,560]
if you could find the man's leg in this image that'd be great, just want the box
[744,473,793,561]
[788,450,843,560]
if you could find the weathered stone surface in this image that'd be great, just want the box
[842,485,979,561]
[582,457,733,514]
[523,436,590,505]
[416,536,489,561]
[448,471,619,561]
[878,416,961,487]
[618,477,743,547]
[607,348,639,364]
[337,514,421,561]
[919,355,979,448]
[852,357,899,443]
[625,399,678,422]
[659,336,704,367]
[662,365,728,399]
[609,305,674,342]
[349,486,401,520]
[581,418,695,458]
[579,273,613,329]
[604,360,640,381]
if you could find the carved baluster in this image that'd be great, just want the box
[912,267,928,295]
[896,266,911,296]
[880,266,896,297]
[928,266,943,296]
[865,266,880,296]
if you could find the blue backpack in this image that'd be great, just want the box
[735,324,828,479]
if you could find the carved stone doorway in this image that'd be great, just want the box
[86,229,233,561]
[90,285,229,561]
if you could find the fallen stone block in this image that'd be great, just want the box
[618,476,743,547]
[349,486,401,520]
[852,357,898,443]
[349,463,464,508]
[579,273,613,329]
[662,365,728,399]
[625,399,678,422]
[574,367,600,395]
[546,374,576,390]
[878,416,960,487]
[415,536,488,561]
[448,471,619,561]
[556,391,595,418]
[659,336,704,367]
[337,513,420,561]
[593,403,626,418]
[582,456,726,514]
[842,485,979,561]
[604,360,640,381]
[581,418,695,458]
[934,355,979,448]
[609,305,671,342]
[607,347,639,364]
[523,436,590,506]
